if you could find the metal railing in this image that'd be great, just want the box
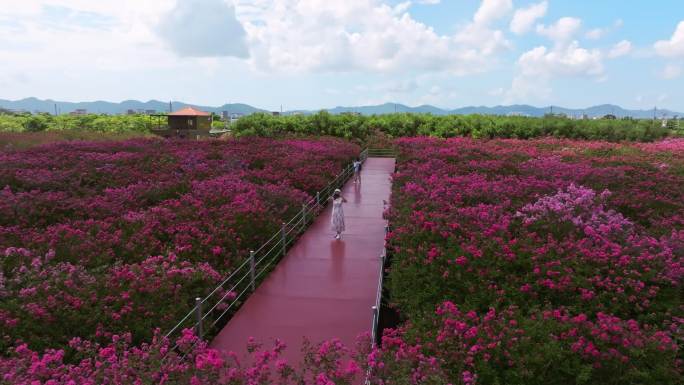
[370,224,389,347]
[164,148,371,351]
[366,148,396,158]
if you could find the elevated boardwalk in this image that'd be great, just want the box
[211,157,395,363]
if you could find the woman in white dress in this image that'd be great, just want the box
[330,188,347,239]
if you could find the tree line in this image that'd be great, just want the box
[231,111,680,142]
[1,110,680,142]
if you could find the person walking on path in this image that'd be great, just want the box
[352,158,362,184]
[330,188,347,240]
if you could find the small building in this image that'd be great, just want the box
[70,109,87,116]
[150,107,213,139]
[168,107,212,130]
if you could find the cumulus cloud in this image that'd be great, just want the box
[239,0,511,74]
[506,19,605,104]
[518,42,603,77]
[510,1,547,35]
[418,0,441,4]
[158,0,248,58]
[536,17,582,44]
[607,40,632,58]
[654,20,684,57]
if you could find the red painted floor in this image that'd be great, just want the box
[211,157,395,364]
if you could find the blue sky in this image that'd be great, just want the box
[1,0,683,112]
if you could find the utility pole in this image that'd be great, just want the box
[169,101,172,113]
[54,103,58,115]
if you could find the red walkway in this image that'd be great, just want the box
[211,157,395,363]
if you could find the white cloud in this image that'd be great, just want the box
[536,17,582,44]
[0,0,177,73]
[393,1,412,14]
[239,0,511,74]
[607,40,632,58]
[654,20,684,57]
[474,0,513,25]
[518,42,603,77]
[510,1,547,35]
[505,38,603,103]
[158,0,248,58]
[661,63,682,79]
[418,0,441,4]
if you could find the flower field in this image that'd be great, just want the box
[1,135,682,384]
[376,137,683,384]
[0,137,359,356]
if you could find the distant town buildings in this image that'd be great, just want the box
[221,111,243,123]
[126,109,156,115]
[69,109,87,116]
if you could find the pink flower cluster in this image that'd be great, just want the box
[1,329,369,385]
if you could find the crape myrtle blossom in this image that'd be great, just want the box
[0,137,359,364]
[380,137,683,384]
[2,136,683,383]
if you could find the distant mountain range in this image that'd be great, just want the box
[0,97,265,116]
[1,97,682,119]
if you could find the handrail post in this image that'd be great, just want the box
[249,250,256,292]
[316,191,320,207]
[281,222,287,257]
[195,297,203,339]
[301,204,307,232]
[371,305,378,347]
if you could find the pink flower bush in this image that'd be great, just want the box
[3,136,682,383]
[0,137,358,364]
[380,137,683,384]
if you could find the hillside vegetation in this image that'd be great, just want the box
[2,111,680,143]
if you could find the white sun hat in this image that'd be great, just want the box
[334,188,341,193]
